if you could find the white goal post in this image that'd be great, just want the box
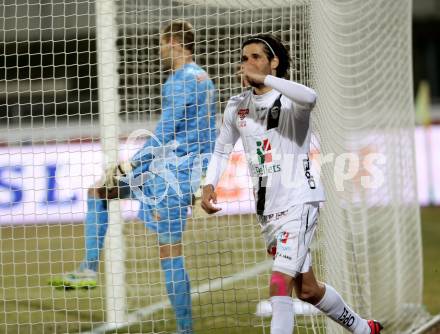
[95,0,127,326]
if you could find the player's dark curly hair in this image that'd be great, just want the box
[241,34,290,78]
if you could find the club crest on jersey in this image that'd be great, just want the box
[270,105,280,119]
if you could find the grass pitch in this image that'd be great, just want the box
[0,207,438,333]
[421,207,440,315]
[0,214,325,334]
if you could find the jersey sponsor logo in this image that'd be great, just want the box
[256,139,272,164]
[255,107,268,120]
[238,108,249,120]
[251,138,282,177]
[253,163,281,177]
[263,210,288,223]
[303,157,316,189]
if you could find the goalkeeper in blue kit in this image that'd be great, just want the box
[49,21,216,333]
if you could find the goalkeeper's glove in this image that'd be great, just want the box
[103,161,134,188]
[193,175,205,200]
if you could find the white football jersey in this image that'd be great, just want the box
[206,77,325,215]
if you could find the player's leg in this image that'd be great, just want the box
[293,269,365,333]
[269,270,295,334]
[159,200,192,334]
[48,187,108,288]
[159,241,192,333]
[79,179,131,272]
[140,179,193,333]
[80,187,109,272]
[49,174,131,289]
[263,209,302,334]
[266,202,338,334]
[288,202,382,333]
[293,268,383,334]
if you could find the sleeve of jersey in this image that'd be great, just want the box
[208,90,218,153]
[200,86,218,170]
[204,101,240,188]
[130,77,195,176]
[264,75,317,119]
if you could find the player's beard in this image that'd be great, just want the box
[247,79,265,89]
[246,65,271,89]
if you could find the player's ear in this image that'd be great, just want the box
[270,56,279,72]
[169,36,181,49]
[161,36,171,48]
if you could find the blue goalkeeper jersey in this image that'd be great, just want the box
[131,62,216,184]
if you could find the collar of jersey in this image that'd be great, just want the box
[178,62,197,72]
[252,88,278,102]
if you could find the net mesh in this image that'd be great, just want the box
[0,0,430,333]
[310,1,430,332]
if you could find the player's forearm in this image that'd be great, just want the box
[204,101,240,187]
[264,75,317,107]
[204,148,230,188]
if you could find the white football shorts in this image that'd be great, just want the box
[257,202,320,277]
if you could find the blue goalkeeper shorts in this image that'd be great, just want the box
[119,174,191,245]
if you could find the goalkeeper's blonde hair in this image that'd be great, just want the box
[162,20,195,53]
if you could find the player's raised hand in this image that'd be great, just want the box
[236,64,250,87]
[240,63,267,86]
[201,184,222,214]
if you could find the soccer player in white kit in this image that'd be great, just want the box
[201,34,383,334]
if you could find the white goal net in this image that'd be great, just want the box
[0,0,431,333]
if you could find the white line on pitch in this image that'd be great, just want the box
[411,315,440,334]
[80,259,272,334]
